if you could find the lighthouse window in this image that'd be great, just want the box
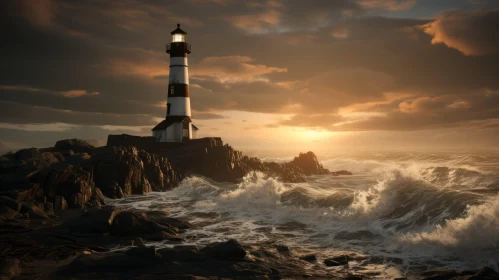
[170,85,174,95]
[172,34,185,42]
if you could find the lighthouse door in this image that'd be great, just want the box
[182,119,190,141]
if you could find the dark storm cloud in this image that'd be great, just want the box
[0,101,156,126]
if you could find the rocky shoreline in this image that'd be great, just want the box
[1,139,497,279]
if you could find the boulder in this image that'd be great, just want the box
[19,202,48,219]
[200,239,246,260]
[0,258,21,280]
[158,246,204,262]
[0,196,20,212]
[144,210,191,230]
[299,254,317,262]
[55,139,95,154]
[54,196,68,211]
[109,211,174,237]
[86,188,107,208]
[0,205,19,221]
[67,207,121,234]
[143,231,184,242]
[125,246,159,259]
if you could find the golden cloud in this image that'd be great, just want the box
[225,10,281,32]
[191,56,288,83]
[0,85,100,98]
[422,9,499,56]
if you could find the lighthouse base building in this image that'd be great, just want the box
[152,24,198,143]
[152,116,198,143]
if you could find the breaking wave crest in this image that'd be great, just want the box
[112,152,499,273]
[401,196,499,249]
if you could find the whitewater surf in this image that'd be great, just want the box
[110,151,499,278]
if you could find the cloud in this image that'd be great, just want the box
[398,96,470,114]
[192,112,226,120]
[191,56,287,83]
[0,101,156,126]
[422,9,499,56]
[0,85,100,98]
[226,10,281,32]
[17,0,56,28]
[357,0,417,11]
[332,28,349,39]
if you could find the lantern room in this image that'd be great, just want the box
[171,23,187,42]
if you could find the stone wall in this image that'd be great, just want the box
[106,134,158,152]
[106,134,224,154]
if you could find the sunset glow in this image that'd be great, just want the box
[0,0,498,153]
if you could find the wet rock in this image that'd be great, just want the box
[19,202,48,219]
[125,246,159,259]
[0,196,20,212]
[157,246,204,262]
[420,269,459,280]
[299,254,317,262]
[143,231,184,242]
[67,207,121,234]
[421,267,499,280]
[324,255,349,267]
[275,244,290,253]
[109,211,174,237]
[55,139,95,154]
[133,237,146,247]
[468,267,499,279]
[0,258,21,280]
[54,196,68,211]
[200,239,246,260]
[86,188,107,208]
[144,210,191,230]
[0,205,19,221]
[331,170,353,176]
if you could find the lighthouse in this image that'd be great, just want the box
[152,24,198,142]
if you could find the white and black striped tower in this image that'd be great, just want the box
[152,24,198,142]
[166,23,191,118]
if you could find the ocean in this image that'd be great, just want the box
[110,151,499,278]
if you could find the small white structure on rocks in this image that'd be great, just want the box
[152,24,198,142]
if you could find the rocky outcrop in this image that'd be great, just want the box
[0,138,351,217]
[91,146,153,198]
[55,139,95,154]
[0,141,185,216]
[287,151,330,176]
[0,258,21,280]
[161,143,340,183]
[91,146,183,198]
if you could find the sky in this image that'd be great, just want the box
[1,0,499,155]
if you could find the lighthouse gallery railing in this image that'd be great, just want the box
[166,43,191,52]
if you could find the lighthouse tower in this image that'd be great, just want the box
[152,24,198,142]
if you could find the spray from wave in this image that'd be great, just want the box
[110,151,499,273]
